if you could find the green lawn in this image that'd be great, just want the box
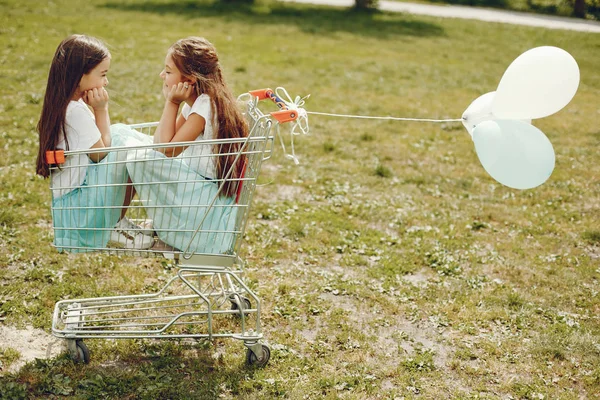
[1,0,599,398]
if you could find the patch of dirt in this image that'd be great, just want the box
[385,319,450,365]
[401,268,437,287]
[585,244,600,261]
[0,325,65,374]
[256,183,305,203]
[317,291,452,368]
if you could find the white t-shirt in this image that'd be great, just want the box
[50,100,101,198]
[179,94,215,178]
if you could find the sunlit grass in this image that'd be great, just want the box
[1,0,599,398]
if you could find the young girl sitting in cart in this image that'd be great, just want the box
[114,36,248,254]
[36,35,154,252]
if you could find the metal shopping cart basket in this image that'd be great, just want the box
[47,89,301,366]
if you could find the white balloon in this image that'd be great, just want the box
[492,46,580,120]
[462,91,531,136]
[472,120,555,190]
[462,92,495,136]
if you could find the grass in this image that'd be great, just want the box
[1,0,600,398]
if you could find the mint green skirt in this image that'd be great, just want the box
[112,124,238,254]
[51,134,130,252]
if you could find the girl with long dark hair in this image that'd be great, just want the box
[37,35,153,251]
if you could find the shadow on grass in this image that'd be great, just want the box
[427,0,507,7]
[100,0,445,38]
[1,341,261,399]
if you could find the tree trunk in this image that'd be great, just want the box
[573,0,586,18]
[354,0,379,11]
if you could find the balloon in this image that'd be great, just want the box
[462,91,531,136]
[462,92,495,136]
[472,120,555,190]
[492,46,579,120]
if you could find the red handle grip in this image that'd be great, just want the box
[248,88,298,122]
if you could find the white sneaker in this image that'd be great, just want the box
[135,219,155,236]
[110,217,154,249]
[118,216,154,235]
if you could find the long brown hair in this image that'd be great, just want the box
[36,35,110,178]
[169,37,249,197]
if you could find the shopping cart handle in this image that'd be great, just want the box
[248,89,272,101]
[271,110,298,123]
[249,88,288,110]
[46,150,65,165]
[249,88,298,122]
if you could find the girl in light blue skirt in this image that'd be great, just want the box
[111,123,239,254]
[37,35,153,252]
[118,36,248,255]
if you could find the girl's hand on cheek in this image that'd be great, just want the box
[85,87,109,110]
[167,82,194,105]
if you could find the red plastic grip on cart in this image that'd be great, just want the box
[46,150,65,165]
[248,89,273,101]
[249,88,298,122]
[271,110,298,123]
[249,88,288,109]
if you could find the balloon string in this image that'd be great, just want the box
[307,111,463,123]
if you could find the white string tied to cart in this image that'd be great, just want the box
[306,111,463,123]
[272,87,463,163]
[274,87,310,165]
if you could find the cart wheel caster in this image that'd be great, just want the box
[68,340,90,364]
[230,295,251,312]
[246,344,270,367]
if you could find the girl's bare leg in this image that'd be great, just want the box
[121,177,135,219]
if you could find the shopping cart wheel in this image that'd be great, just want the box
[229,294,251,313]
[246,344,270,367]
[68,339,90,364]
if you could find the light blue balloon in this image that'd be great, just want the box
[472,120,555,190]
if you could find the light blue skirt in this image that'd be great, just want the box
[51,132,131,252]
[111,124,238,254]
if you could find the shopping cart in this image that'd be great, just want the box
[48,89,301,366]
